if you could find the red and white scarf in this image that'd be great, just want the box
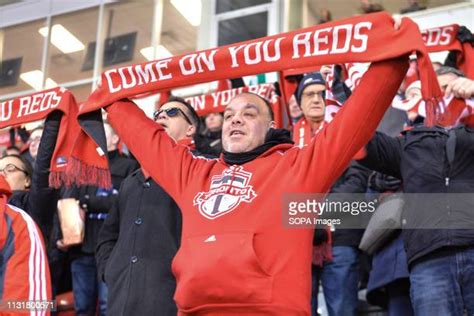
[0,13,440,189]
[184,83,284,126]
[0,88,85,188]
[421,24,474,79]
[393,91,474,127]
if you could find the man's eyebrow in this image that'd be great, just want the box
[224,103,260,113]
[243,104,260,112]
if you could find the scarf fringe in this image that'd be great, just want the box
[50,157,112,189]
[312,242,333,267]
[424,97,443,127]
[312,227,333,267]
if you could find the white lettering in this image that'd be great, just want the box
[0,100,12,121]
[332,24,352,54]
[194,95,205,111]
[155,59,173,80]
[313,27,331,55]
[292,31,312,58]
[104,69,121,93]
[50,91,62,108]
[18,97,31,117]
[244,42,262,65]
[118,66,137,89]
[228,44,246,68]
[352,22,372,52]
[439,26,454,46]
[211,93,219,108]
[179,54,197,75]
[196,50,217,72]
[426,29,441,46]
[135,63,158,85]
[262,37,284,62]
[29,94,42,114]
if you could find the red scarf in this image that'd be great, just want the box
[0,88,82,188]
[394,93,474,127]
[184,83,284,126]
[84,13,439,109]
[70,12,440,188]
[421,24,474,79]
[293,118,326,148]
[292,118,333,266]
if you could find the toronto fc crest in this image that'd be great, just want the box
[193,166,257,220]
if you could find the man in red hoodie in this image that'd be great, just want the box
[102,16,408,316]
[105,57,407,315]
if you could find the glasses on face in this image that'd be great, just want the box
[29,136,41,144]
[0,164,28,176]
[153,107,193,125]
[302,91,325,99]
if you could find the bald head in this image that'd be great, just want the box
[232,92,274,121]
[222,92,275,153]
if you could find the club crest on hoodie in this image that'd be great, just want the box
[193,166,257,219]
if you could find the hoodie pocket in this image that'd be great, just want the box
[172,232,273,310]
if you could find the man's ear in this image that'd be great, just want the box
[269,121,276,129]
[186,125,197,137]
[24,177,31,189]
[112,134,120,147]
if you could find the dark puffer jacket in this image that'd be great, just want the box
[358,125,474,266]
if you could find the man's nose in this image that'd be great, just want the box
[157,113,168,121]
[231,114,243,125]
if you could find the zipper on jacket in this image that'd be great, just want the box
[445,177,450,187]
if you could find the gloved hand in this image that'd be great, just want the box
[457,26,473,45]
[369,172,402,192]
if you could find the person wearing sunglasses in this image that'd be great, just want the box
[153,97,200,142]
[97,96,202,315]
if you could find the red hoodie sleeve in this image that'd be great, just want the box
[106,101,210,199]
[291,57,409,193]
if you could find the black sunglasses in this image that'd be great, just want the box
[153,107,193,125]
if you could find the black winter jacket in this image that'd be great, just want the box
[358,125,474,265]
[96,169,181,316]
[330,162,370,247]
[9,111,61,245]
[67,150,138,255]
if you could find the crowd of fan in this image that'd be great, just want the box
[1,34,474,316]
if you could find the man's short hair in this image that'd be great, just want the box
[163,96,200,129]
[234,92,275,121]
[435,66,465,78]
